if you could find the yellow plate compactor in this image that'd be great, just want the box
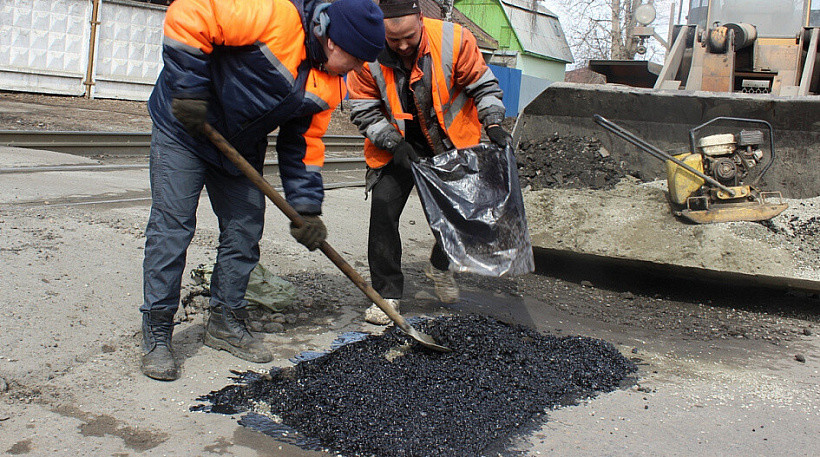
[594,115,788,224]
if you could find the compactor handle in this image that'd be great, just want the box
[592,114,736,197]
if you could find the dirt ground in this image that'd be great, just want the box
[0,91,362,136]
[1,92,819,456]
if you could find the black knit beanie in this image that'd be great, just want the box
[379,0,421,19]
[326,0,385,62]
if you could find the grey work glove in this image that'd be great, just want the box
[171,98,208,136]
[390,140,419,170]
[290,215,327,251]
[486,124,512,148]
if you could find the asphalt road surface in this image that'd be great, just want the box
[0,145,817,456]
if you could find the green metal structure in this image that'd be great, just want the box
[454,0,572,80]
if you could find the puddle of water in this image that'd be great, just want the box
[238,412,324,451]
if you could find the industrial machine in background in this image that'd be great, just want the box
[515,0,820,200]
[594,114,788,223]
[662,0,819,96]
[512,0,818,291]
[593,0,820,96]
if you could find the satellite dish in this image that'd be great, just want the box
[635,4,657,26]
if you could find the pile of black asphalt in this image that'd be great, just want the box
[516,133,642,191]
[195,314,637,456]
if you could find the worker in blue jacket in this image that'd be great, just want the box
[140,0,384,381]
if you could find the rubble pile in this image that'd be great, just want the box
[758,201,820,261]
[516,134,641,191]
[196,314,636,456]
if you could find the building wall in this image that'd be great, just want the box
[454,0,522,52]
[0,0,92,96]
[455,0,568,82]
[518,54,565,82]
[93,0,165,100]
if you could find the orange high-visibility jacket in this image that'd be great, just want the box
[148,0,344,215]
[347,18,506,169]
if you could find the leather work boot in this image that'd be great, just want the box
[424,263,460,303]
[364,299,400,325]
[141,309,179,381]
[204,306,273,363]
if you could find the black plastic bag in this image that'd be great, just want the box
[412,143,534,276]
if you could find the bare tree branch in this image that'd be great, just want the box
[555,0,672,64]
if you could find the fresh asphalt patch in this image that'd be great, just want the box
[194,314,637,456]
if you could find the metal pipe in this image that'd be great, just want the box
[84,0,102,98]
[668,2,676,46]
[677,0,682,24]
[798,27,819,96]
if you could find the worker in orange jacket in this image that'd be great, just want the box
[140,0,384,380]
[347,0,510,325]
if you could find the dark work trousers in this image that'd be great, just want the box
[141,127,265,315]
[368,161,449,299]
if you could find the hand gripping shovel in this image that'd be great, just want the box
[203,123,450,352]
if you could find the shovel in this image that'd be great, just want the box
[203,123,450,352]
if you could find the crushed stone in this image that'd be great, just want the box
[516,134,643,191]
[194,314,637,456]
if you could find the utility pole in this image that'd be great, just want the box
[441,0,455,21]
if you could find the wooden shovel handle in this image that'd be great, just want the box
[202,123,413,332]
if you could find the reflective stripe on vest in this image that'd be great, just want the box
[369,63,406,133]
[365,19,481,168]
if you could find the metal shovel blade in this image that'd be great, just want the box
[369,295,451,352]
[404,326,451,352]
[202,123,451,352]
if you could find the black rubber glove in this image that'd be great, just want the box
[486,124,512,148]
[171,98,208,136]
[290,215,327,251]
[390,140,419,170]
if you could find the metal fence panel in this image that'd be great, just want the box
[488,64,522,117]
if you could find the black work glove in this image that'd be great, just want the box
[486,124,512,148]
[390,140,419,170]
[171,98,208,136]
[290,215,327,251]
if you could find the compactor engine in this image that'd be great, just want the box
[697,130,764,187]
[594,115,788,224]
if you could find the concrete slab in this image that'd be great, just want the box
[0,168,149,206]
[524,179,820,291]
[0,145,98,168]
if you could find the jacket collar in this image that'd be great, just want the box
[306,3,329,69]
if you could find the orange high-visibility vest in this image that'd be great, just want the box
[355,18,484,168]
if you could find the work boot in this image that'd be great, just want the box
[424,263,460,303]
[141,309,179,381]
[204,306,273,363]
[364,299,400,325]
